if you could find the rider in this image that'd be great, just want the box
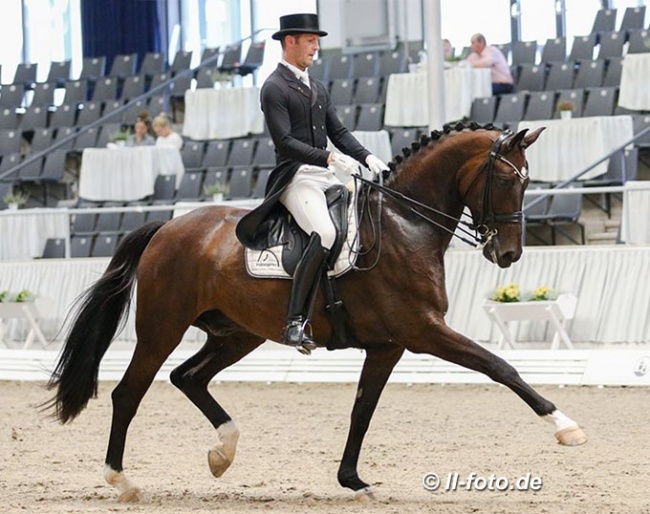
[236,13,388,354]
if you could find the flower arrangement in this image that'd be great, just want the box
[491,283,555,302]
[0,289,34,303]
[3,191,29,208]
[203,183,229,196]
[556,100,574,112]
[110,128,130,142]
[491,282,521,303]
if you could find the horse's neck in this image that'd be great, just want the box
[377,149,466,247]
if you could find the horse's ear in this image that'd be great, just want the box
[521,127,545,149]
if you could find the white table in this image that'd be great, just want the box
[182,87,265,140]
[384,66,492,127]
[0,297,54,349]
[79,147,184,202]
[483,294,577,350]
[352,130,393,163]
[621,181,650,244]
[0,208,69,260]
[517,116,634,182]
[619,54,650,111]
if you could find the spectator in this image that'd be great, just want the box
[466,33,514,95]
[152,113,183,150]
[125,112,155,147]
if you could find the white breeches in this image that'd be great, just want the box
[279,165,342,250]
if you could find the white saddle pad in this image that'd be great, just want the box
[245,184,360,279]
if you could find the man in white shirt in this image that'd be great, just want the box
[466,33,514,95]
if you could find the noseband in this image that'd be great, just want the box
[465,130,528,243]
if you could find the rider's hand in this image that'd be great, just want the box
[329,153,360,176]
[365,154,388,177]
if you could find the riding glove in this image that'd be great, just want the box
[329,153,360,176]
[365,154,388,177]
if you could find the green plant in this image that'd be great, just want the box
[110,129,130,142]
[203,183,229,196]
[0,289,33,302]
[491,283,521,303]
[556,100,575,112]
[529,285,554,301]
[490,283,556,302]
[14,289,33,302]
[3,191,29,206]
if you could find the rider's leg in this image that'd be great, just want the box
[279,175,336,353]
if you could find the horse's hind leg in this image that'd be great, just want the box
[104,326,187,502]
[410,325,587,446]
[169,331,265,478]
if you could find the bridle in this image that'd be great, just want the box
[352,129,529,268]
[461,129,529,244]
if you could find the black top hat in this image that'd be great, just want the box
[272,13,328,40]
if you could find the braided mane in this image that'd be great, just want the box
[383,121,503,184]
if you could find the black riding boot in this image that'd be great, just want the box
[281,232,329,355]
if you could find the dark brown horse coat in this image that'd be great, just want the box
[236,63,370,250]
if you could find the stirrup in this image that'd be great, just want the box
[281,318,318,355]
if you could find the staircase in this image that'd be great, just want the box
[583,193,622,245]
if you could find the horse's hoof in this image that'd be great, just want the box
[354,486,378,503]
[208,448,233,478]
[555,425,588,446]
[117,487,144,503]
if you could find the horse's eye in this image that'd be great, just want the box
[497,177,514,188]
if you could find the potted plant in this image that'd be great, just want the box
[203,183,229,202]
[557,100,575,120]
[3,191,29,210]
[110,128,130,146]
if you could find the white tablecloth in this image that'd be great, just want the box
[384,67,492,127]
[79,147,184,202]
[621,181,650,244]
[618,54,650,110]
[352,130,393,163]
[517,116,634,182]
[182,87,265,140]
[0,209,69,260]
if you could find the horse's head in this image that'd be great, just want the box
[459,127,545,267]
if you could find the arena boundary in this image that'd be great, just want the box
[1,344,649,386]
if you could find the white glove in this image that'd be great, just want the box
[365,154,388,177]
[329,153,360,176]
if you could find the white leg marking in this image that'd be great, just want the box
[543,410,588,446]
[208,420,240,478]
[103,464,144,502]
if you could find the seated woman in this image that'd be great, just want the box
[126,112,155,147]
[152,113,183,150]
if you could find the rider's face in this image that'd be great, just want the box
[285,33,320,71]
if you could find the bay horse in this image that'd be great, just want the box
[47,123,587,503]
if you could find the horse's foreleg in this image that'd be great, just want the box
[338,344,404,501]
[410,325,587,446]
[104,330,185,503]
[169,332,264,478]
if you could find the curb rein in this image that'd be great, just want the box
[353,130,528,259]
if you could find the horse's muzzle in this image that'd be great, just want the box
[482,238,522,268]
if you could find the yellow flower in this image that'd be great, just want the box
[530,286,554,301]
[491,282,520,302]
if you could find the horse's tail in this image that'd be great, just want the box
[45,220,166,424]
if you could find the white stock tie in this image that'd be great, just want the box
[297,71,310,89]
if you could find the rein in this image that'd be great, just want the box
[351,130,528,268]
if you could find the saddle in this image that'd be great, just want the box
[244,183,362,350]
[244,184,359,279]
